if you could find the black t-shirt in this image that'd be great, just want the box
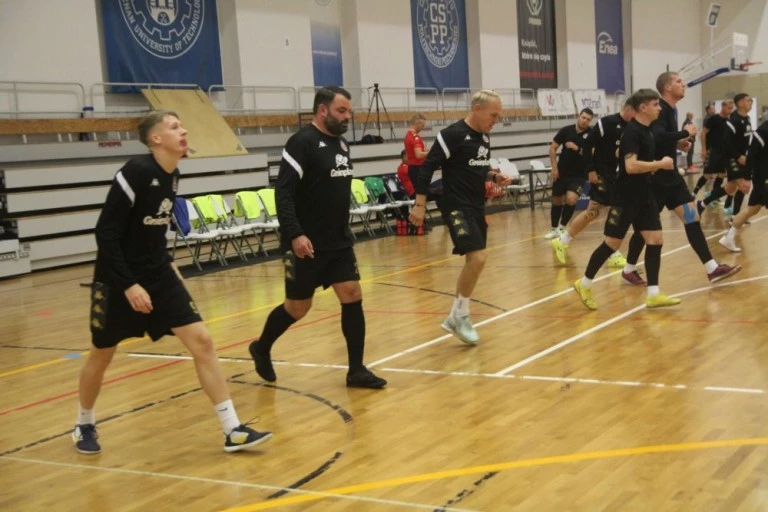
[93,154,178,289]
[703,114,728,154]
[276,123,354,251]
[553,124,589,177]
[582,113,627,180]
[651,98,689,185]
[745,120,768,175]
[616,119,655,203]
[416,119,492,213]
[724,112,752,160]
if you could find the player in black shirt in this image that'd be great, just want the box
[719,118,768,251]
[700,93,753,218]
[694,99,734,202]
[573,89,680,310]
[551,101,634,267]
[543,108,594,239]
[409,89,512,345]
[248,87,386,389]
[74,111,271,455]
[622,72,740,284]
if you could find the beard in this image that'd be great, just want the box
[325,115,348,136]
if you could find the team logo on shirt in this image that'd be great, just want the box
[119,0,205,59]
[416,0,460,69]
[468,146,491,167]
[150,178,160,187]
[330,154,354,178]
[143,198,173,226]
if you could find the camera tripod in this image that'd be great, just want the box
[361,83,396,140]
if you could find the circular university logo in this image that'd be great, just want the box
[416,0,460,69]
[120,0,205,59]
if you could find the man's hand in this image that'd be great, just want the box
[125,284,152,314]
[495,173,513,186]
[565,141,579,151]
[737,155,747,166]
[551,167,559,182]
[659,156,675,170]
[587,170,598,184]
[684,123,697,137]
[678,140,692,152]
[291,235,315,259]
[409,205,426,227]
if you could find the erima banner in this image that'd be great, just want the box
[573,89,608,115]
[594,0,624,94]
[102,0,222,91]
[537,89,575,117]
[517,0,557,89]
[411,0,469,91]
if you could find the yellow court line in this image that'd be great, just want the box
[220,436,768,511]
[0,234,537,380]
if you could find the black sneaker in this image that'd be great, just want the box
[346,367,387,389]
[248,340,276,382]
[696,200,705,217]
[224,424,273,453]
[72,424,101,454]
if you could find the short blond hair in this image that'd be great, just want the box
[409,113,426,124]
[138,109,179,146]
[471,89,502,107]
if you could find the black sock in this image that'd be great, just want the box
[724,194,733,209]
[645,244,662,287]
[341,300,365,373]
[733,190,745,215]
[626,231,645,266]
[257,305,297,353]
[693,176,708,194]
[684,221,713,264]
[551,204,564,228]
[561,204,576,226]
[704,178,726,205]
[585,242,615,279]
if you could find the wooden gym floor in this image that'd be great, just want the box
[1,203,767,511]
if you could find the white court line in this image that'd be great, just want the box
[494,274,768,375]
[126,354,768,395]
[368,218,765,369]
[0,456,480,512]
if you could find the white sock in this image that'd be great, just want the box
[647,285,660,297]
[726,227,737,239]
[581,276,592,288]
[77,405,95,426]
[214,399,241,435]
[623,263,637,274]
[452,294,470,317]
[560,231,573,245]
[704,259,718,274]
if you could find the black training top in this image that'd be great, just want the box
[745,120,768,175]
[583,113,627,180]
[416,119,492,213]
[616,119,656,203]
[276,123,354,251]
[553,123,590,177]
[703,113,728,154]
[651,98,690,185]
[93,154,178,290]
[724,111,753,161]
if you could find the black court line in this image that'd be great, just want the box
[373,282,508,313]
[266,451,344,499]
[434,471,499,512]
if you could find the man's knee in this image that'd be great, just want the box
[467,250,487,270]
[285,299,312,320]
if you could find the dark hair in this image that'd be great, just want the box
[313,86,352,114]
[623,98,633,109]
[655,71,679,94]
[733,92,750,105]
[400,149,407,158]
[628,88,660,110]
[580,108,594,117]
[137,109,179,146]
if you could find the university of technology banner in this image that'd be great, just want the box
[311,21,343,86]
[101,0,223,92]
[594,0,624,94]
[517,0,557,89]
[411,0,469,91]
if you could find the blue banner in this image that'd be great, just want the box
[311,21,344,86]
[411,0,469,91]
[102,0,222,92]
[594,0,624,94]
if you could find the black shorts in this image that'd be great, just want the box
[726,158,750,181]
[408,165,421,194]
[552,176,584,197]
[588,175,615,206]
[284,247,360,300]
[652,179,695,211]
[703,150,725,175]
[603,197,662,239]
[748,168,768,207]
[442,208,488,255]
[90,268,202,349]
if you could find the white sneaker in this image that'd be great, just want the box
[543,228,560,240]
[718,236,742,253]
[441,314,479,345]
[558,226,567,237]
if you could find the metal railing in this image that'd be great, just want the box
[0,81,86,118]
[89,82,199,114]
[207,85,297,113]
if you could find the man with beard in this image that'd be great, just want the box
[248,86,387,389]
